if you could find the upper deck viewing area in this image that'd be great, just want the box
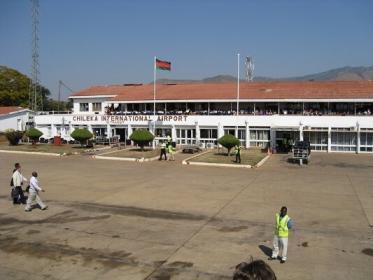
[70,81,373,116]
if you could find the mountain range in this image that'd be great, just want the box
[155,65,373,84]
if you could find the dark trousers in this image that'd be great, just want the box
[159,148,167,160]
[235,153,241,163]
[13,186,25,204]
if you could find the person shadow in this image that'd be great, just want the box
[259,245,272,257]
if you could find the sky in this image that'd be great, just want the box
[1,0,373,100]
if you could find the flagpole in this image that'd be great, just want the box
[154,56,156,117]
[153,56,156,149]
[237,53,240,115]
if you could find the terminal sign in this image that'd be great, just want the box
[72,115,188,124]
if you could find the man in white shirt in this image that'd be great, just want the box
[12,163,27,204]
[25,171,47,212]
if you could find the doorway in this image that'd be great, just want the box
[115,128,127,142]
[275,130,300,153]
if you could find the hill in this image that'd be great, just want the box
[155,65,373,83]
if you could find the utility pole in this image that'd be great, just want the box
[29,0,41,111]
[58,80,75,112]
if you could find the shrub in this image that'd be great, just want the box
[70,128,93,146]
[4,129,24,146]
[129,129,154,151]
[218,134,240,156]
[25,128,43,144]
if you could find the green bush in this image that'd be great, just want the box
[4,129,24,146]
[129,129,154,151]
[25,128,43,144]
[218,134,240,156]
[70,128,93,146]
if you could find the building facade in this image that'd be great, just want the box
[34,81,373,153]
[0,106,34,132]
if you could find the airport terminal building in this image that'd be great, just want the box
[34,81,373,153]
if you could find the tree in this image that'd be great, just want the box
[70,128,93,147]
[129,129,155,151]
[0,66,30,107]
[25,128,43,145]
[0,65,71,111]
[4,129,24,146]
[218,134,240,156]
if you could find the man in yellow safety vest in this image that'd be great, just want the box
[268,206,293,263]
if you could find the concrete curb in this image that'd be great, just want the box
[93,155,142,162]
[255,154,271,168]
[182,150,252,168]
[0,150,61,157]
[181,150,211,164]
[184,161,252,169]
[97,147,132,156]
[94,149,183,162]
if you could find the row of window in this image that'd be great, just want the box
[79,103,102,112]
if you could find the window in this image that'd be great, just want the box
[331,132,356,152]
[155,128,171,137]
[80,103,89,112]
[249,129,270,148]
[200,129,217,139]
[303,131,328,151]
[92,102,102,112]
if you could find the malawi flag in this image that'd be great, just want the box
[156,59,171,71]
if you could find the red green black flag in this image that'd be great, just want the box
[156,59,171,71]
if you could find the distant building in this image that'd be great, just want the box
[0,106,34,132]
[34,81,373,153]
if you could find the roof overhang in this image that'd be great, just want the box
[105,98,373,103]
[69,95,116,99]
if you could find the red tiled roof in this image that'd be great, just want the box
[71,81,373,101]
[0,106,27,115]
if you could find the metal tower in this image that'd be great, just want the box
[245,56,254,82]
[29,0,41,111]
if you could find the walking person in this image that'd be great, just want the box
[11,163,27,204]
[234,145,241,163]
[166,134,172,147]
[167,142,175,161]
[25,171,47,212]
[159,141,167,160]
[268,206,293,263]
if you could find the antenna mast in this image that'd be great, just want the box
[29,0,41,111]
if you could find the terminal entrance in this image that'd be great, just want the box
[115,128,127,142]
[275,129,300,153]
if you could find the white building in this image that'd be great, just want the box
[0,106,34,132]
[34,81,373,153]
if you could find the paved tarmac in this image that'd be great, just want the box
[0,152,372,279]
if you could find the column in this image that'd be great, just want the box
[106,123,112,138]
[51,124,56,137]
[127,124,132,139]
[356,122,360,154]
[195,121,200,144]
[69,122,73,140]
[245,121,250,148]
[299,125,304,141]
[171,125,177,142]
[327,126,331,153]
[217,122,224,139]
[270,128,276,152]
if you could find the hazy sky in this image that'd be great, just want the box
[1,0,373,99]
